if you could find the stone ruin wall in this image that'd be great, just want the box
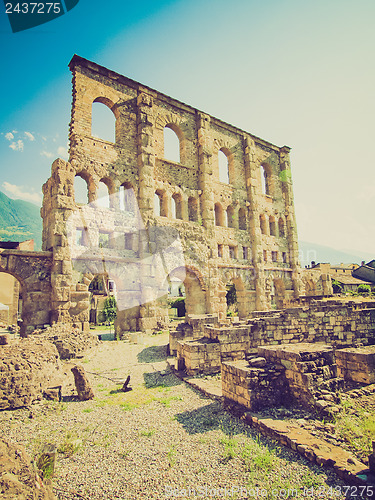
[40,55,303,334]
[175,300,375,375]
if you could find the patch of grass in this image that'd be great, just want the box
[167,446,177,468]
[57,432,82,457]
[82,408,94,413]
[140,428,156,437]
[332,395,375,460]
[159,395,183,407]
[220,435,238,462]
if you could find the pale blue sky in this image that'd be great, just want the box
[0,0,374,256]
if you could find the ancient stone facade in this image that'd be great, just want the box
[0,55,303,334]
[39,55,302,334]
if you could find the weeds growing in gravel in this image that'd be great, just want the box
[140,428,156,437]
[167,445,177,467]
[57,432,82,457]
[220,435,238,462]
[332,396,375,460]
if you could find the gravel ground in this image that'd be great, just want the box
[1,333,353,500]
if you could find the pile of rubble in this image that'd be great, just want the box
[34,323,99,360]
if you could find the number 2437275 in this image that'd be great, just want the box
[5,3,62,14]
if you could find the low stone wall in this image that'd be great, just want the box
[258,343,343,406]
[222,343,345,411]
[336,346,375,384]
[0,338,63,409]
[174,301,375,375]
[222,358,290,410]
[169,314,218,356]
[176,338,220,375]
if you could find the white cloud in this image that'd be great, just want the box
[24,131,35,141]
[40,150,54,158]
[5,132,14,141]
[9,140,24,152]
[2,182,42,205]
[57,146,68,159]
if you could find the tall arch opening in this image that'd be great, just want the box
[260,164,271,196]
[167,267,206,318]
[218,149,229,184]
[269,216,276,236]
[164,125,181,163]
[74,174,89,205]
[154,190,168,217]
[91,99,116,143]
[260,214,267,235]
[172,193,183,219]
[97,179,111,209]
[120,182,136,213]
[215,203,224,226]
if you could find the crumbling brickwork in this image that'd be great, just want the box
[40,55,302,333]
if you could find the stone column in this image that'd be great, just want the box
[197,113,214,231]
[280,146,300,299]
[243,135,267,310]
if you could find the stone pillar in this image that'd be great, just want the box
[280,146,300,299]
[243,135,267,310]
[135,91,168,332]
[197,113,214,231]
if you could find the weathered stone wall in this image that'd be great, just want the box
[39,55,302,334]
[336,346,375,384]
[222,358,290,410]
[173,300,375,374]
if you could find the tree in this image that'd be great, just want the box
[103,296,117,323]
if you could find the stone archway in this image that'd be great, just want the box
[0,250,52,336]
[168,266,207,316]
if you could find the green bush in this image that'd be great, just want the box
[358,284,371,296]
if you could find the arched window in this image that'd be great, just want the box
[278,218,285,238]
[154,192,161,216]
[218,149,229,184]
[172,194,183,219]
[227,205,235,228]
[238,207,247,230]
[96,180,110,209]
[215,203,224,226]
[155,190,168,217]
[260,165,271,196]
[269,216,276,236]
[188,197,198,221]
[74,175,89,205]
[164,125,180,163]
[119,182,136,212]
[260,214,267,235]
[91,100,116,143]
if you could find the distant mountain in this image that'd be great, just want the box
[0,191,42,250]
[299,241,373,268]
